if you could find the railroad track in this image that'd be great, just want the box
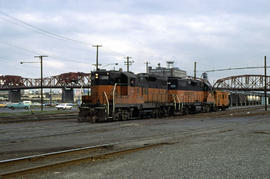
[0,116,265,178]
[0,141,171,178]
[0,122,244,179]
[0,105,267,124]
[0,112,78,123]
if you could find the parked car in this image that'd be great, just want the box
[0,103,6,108]
[45,102,58,107]
[6,102,31,110]
[32,102,41,106]
[22,101,32,106]
[55,103,73,110]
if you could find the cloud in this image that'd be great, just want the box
[45,59,64,69]
[1,0,270,83]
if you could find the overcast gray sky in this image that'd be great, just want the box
[1,0,270,83]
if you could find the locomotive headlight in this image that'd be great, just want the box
[95,73,99,79]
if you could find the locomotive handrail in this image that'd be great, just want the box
[172,94,177,110]
[103,91,109,116]
[113,83,117,115]
[176,95,181,111]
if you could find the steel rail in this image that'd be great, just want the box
[0,142,117,165]
[0,125,238,177]
[0,116,265,178]
[0,143,166,178]
[0,125,220,165]
[0,113,78,123]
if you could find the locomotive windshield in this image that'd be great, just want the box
[91,71,135,85]
[91,71,112,85]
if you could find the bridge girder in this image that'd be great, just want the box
[2,73,269,92]
[214,74,270,91]
[0,72,91,90]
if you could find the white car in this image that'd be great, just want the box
[55,103,73,110]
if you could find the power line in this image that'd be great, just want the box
[0,40,89,64]
[204,66,270,73]
[197,61,216,69]
[0,15,72,43]
[0,41,39,55]
[0,10,89,45]
[0,14,63,41]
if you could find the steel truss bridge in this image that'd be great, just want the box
[0,73,270,91]
[0,72,91,90]
[214,75,270,91]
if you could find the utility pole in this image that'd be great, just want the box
[92,45,102,71]
[34,55,47,111]
[145,61,150,73]
[124,56,134,72]
[264,56,267,111]
[194,61,197,79]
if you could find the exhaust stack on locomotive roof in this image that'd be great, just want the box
[202,72,208,81]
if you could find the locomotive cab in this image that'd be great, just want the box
[79,70,119,122]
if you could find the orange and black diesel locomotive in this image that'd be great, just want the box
[78,69,229,122]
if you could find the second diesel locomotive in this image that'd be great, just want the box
[78,69,229,122]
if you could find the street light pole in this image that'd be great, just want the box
[264,56,267,111]
[35,55,48,111]
[21,55,47,111]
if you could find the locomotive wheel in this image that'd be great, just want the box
[164,108,169,117]
[91,115,97,123]
[202,105,207,113]
[115,113,120,121]
[202,105,205,113]
[202,105,210,113]
[152,109,158,118]
[206,105,210,113]
[168,108,174,116]
[122,115,127,121]
[121,110,130,121]
[159,108,167,118]
[113,110,121,121]
[183,107,189,115]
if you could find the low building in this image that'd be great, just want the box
[148,61,187,78]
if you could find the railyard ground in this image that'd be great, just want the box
[0,106,270,178]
